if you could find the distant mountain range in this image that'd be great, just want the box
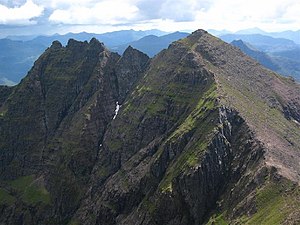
[231,40,300,81]
[220,33,298,52]
[111,31,189,57]
[219,33,300,82]
[0,39,46,85]
[0,28,299,85]
[26,29,168,47]
[238,28,300,44]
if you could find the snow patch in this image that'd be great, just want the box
[292,119,300,126]
[113,101,121,120]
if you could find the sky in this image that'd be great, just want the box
[0,0,299,37]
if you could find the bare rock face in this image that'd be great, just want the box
[116,45,150,103]
[0,31,300,225]
[0,85,13,107]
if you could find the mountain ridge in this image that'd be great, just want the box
[0,29,299,225]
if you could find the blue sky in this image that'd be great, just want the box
[0,0,299,37]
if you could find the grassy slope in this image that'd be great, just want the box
[0,175,50,207]
[159,84,218,192]
[205,177,300,225]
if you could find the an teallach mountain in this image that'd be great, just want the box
[0,30,299,225]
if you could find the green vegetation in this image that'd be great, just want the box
[160,140,207,193]
[0,108,8,117]
[168,84,217,140]
[10,175,34,191]
[22,184,50,205]
[142,198,157,214]
[106,137,123,151]
[68,219,81,225]
[159,83,219,192]
[241,181,296,225]
[0,188,16,205]
[159,111,217,193]
[206,214,229,225]
[9,175,51,205]
[205,179,300,225]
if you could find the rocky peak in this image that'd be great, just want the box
[122,45,149,60]
[66,38,89,50]
[122,45,135,55]
[89,37,106,51]
[116,46,149,103]
[50,40,63,49]
[191,29,208,37]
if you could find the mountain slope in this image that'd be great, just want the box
[231,40,300,81]
[29,29,167,48]
[0,30,299,225]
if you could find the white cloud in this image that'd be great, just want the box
[194,0,300,32]
[1,0,300,32]
[44,0,300,32]
[36,0,96,9]
[49,0,139,25]
[0,0,44,25]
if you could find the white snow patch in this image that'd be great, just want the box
[113,101,121,120]
[292,119,300,126]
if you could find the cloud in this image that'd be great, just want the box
[0,0,27,8]
[1,0,300,34]
[45,0,300,32]
[136,0,205,22]
[36,0,96,9]
[47,0,212,25]
[0,0,44,25]
[193,0,300,31]
[49,0,139,25]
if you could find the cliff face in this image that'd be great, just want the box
[0,31,299,225]
[0,38,149,224]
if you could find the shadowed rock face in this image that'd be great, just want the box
[0,31,300,225]
[0,86,14,107]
